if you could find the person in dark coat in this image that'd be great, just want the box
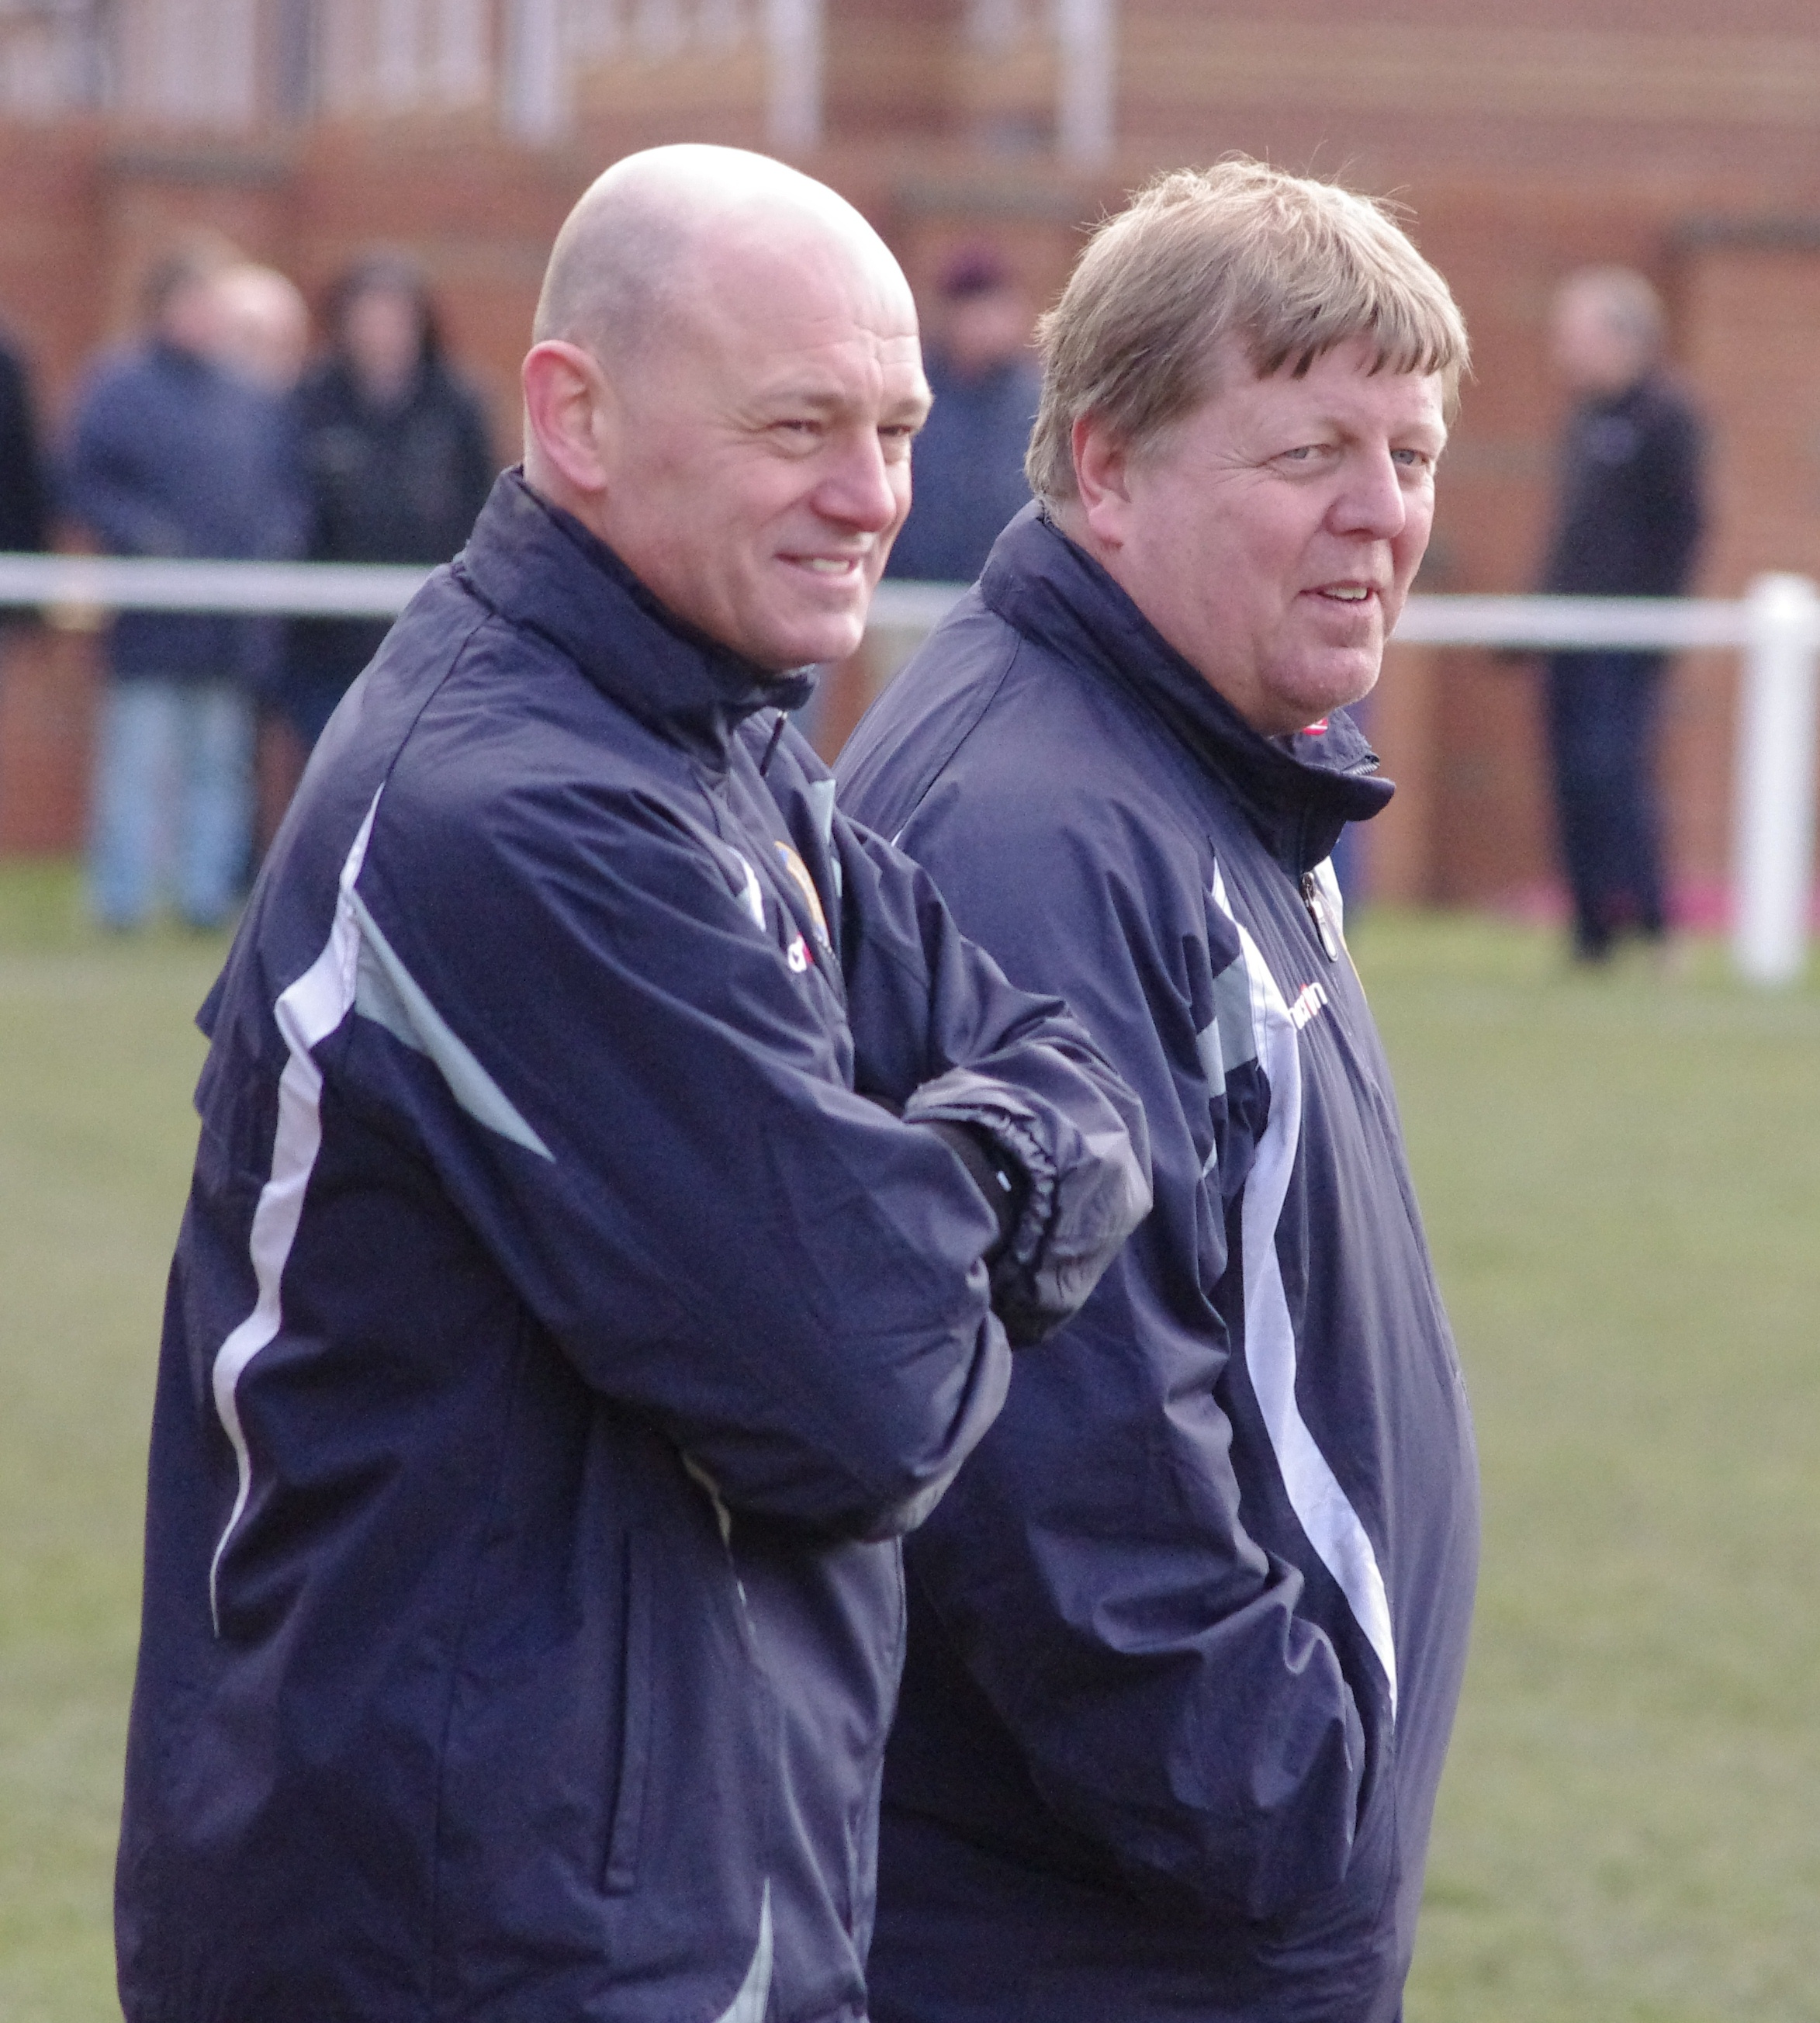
[0,325,48,559]
[839,160,1478,2023]
[64,243,304,930]
[883,246,1040,585]
[114,144,1150,2023]
[282,254,497,746]
[1538,265,1704,964]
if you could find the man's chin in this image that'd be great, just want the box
[1250,667,1380,737]
[746,616,867,673]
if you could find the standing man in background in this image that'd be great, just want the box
[841,159,1478,2023]
[65,242,303,930]
[883,246,1040,586]
[1538,266,1704,966]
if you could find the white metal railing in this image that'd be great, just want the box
[0,555,1814,986]
[0,554,431,616]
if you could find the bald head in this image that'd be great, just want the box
[519,145,929,671]
[1552,266,1664,399]
[213,264,310,392]
[533,144,908,373]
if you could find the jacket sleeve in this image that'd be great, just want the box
[325,770,1123,1544]
[874,789,1367,1921]
[830,812,1152,1345]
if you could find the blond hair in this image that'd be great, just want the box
[1026,159,1469,501]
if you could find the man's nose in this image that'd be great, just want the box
[815,431,902,533]
[1331,447,1410,539]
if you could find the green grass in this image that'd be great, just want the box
[1351,911,1820,2023]
[0,865,221,2023]
[3,869,1819,2021]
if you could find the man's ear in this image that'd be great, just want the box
[1072,413,1136,551]
[522,340,614,503]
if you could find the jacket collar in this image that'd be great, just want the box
[455,469,813,768]
[977,504,1393,873]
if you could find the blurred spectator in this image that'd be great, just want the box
[0,322,48,556]
[281,254,497,747]
[0,321,48,837]
[213,263,310,394]
[884,245,1040,584]
[64,240,304,931]
[1538,266,1704,965]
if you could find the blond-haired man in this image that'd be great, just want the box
[840,160,1478,2021]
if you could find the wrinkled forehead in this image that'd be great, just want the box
[690,206,918,342]
[628,214,922,414]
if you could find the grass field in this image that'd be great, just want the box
[2,864,1818,2021]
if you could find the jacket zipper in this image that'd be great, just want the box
[1300,871,1342,962]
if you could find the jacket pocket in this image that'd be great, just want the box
[603,1527,655,1893]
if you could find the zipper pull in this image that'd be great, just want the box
[1300,871,1341,963]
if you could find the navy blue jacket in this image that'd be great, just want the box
[116,475,1147,2023]
[64,338,302,684]
[839,507,1479,2022]
[1541,371,1703,600]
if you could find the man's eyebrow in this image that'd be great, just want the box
[754,380,932,423]
[761,382,846,412]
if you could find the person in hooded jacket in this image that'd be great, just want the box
[839,160,1479,2023]
[113,146,1150,2023]
[282,254,498,748]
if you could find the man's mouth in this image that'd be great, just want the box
[1317,584,1377,602]
[791,555,866,577]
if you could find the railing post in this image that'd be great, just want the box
[1732,573,1820,986]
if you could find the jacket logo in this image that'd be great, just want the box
[774,842,831,946]
[786,934,811,973]
[1288,980,1330,1031]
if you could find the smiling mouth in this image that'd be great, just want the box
[791,556,866,577]
[1317,584,1378,602]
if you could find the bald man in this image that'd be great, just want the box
[115,146,1148,2023]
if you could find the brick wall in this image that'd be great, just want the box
[3,0,1820,921]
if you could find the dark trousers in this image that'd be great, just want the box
[1544,650,1669,958]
